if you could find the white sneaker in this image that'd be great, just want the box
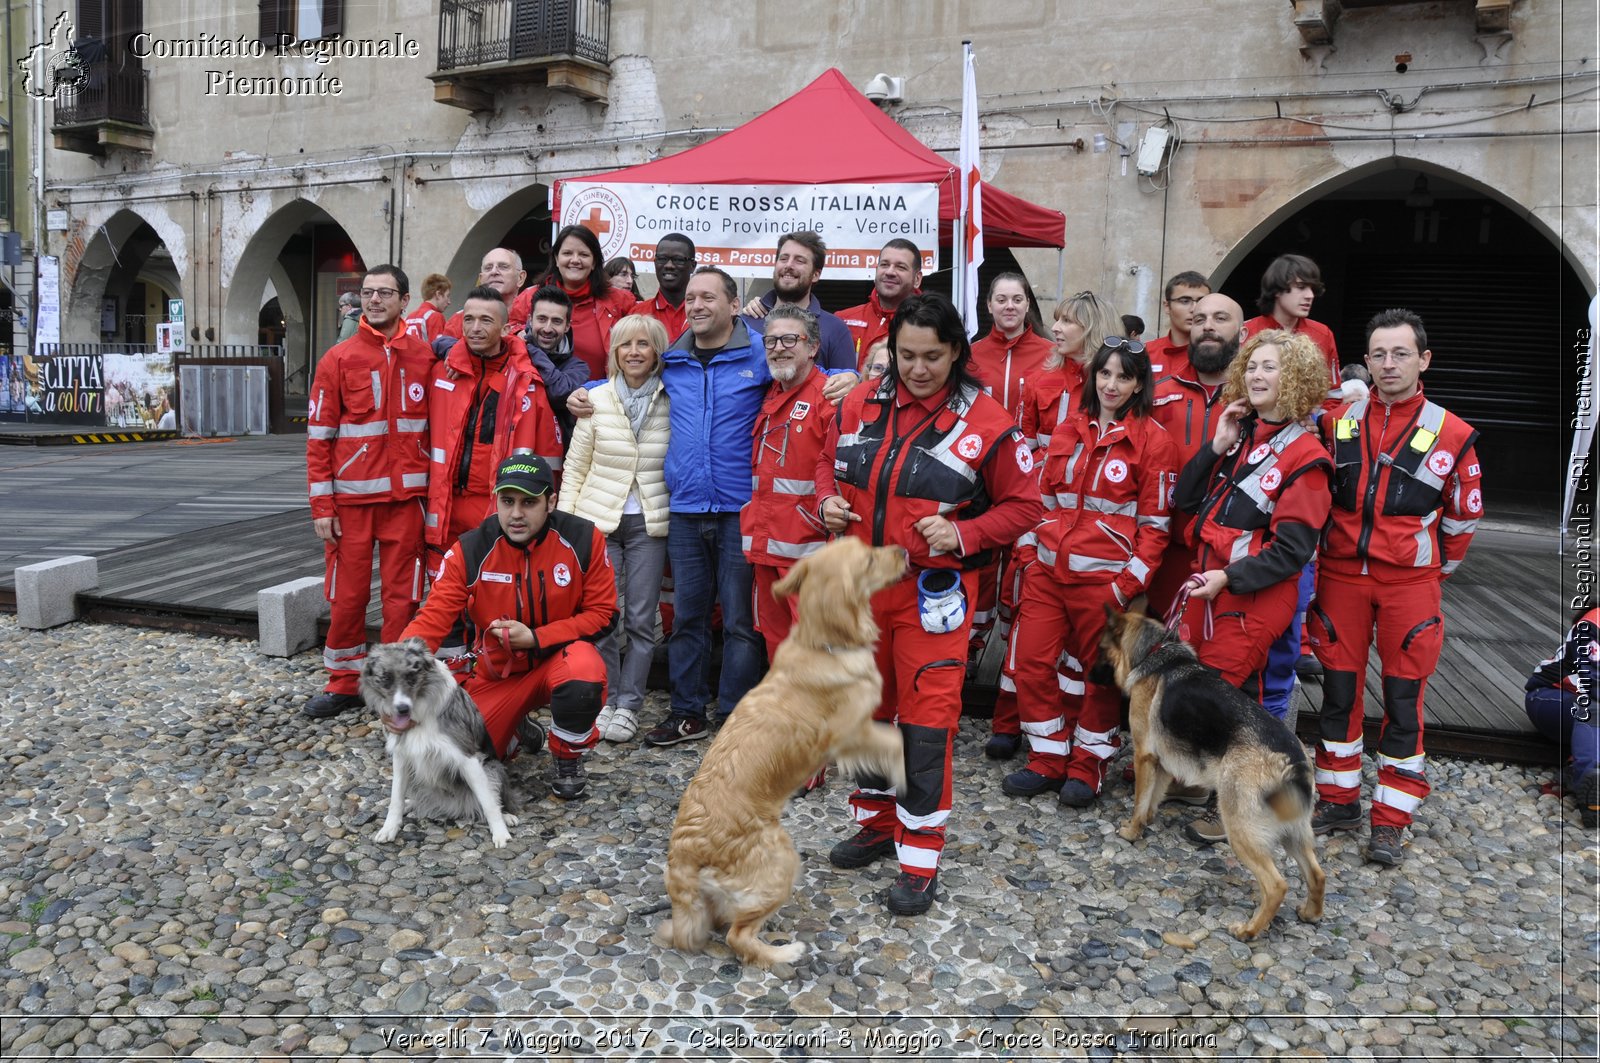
[594,704,615,737]
[604,707,639,743]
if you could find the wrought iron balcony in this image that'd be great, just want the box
[430,0,611,110]
[51,49,154,155]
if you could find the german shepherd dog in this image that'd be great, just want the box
[1097,606,1326,940]
[658,538,909,968]
[361,638,518,849]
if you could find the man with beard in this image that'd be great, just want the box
[1147,293,1245,620]
[632,234,696,342]
[837,240,922,370]
[742,305,835,663]
[436,248,529,355]
[740,230,856,370]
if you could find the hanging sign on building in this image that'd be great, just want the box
[556,182,939,280]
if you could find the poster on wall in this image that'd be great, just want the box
[0,355,11,413]
[36,256,61,348]
[102,351,176,429]
[36,353,105,424]
[555,182,940,279]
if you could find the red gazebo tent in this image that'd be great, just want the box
[552,68,1065,252]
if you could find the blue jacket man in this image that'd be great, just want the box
[660,318,771,513]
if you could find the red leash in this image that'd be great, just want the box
[1164,574,1212,641]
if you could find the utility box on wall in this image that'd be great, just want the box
[179,364,268,436]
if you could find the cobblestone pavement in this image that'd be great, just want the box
[1,616,1596,1061]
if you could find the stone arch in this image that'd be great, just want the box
[63,207,186,345]
[225,197,368,395]
[1212,155,1594,296]
[440,182,552,299]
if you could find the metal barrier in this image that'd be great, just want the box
[179,365,269,436]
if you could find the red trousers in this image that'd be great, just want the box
[466,640,607,759]
[849,572,973,879]
[1003,568,1123,790]
[968,551,1005,654]
[1308,568,1443,828]
[1180,578,1299,692]
[446,490,493,546]
[751,562,798,661]
[990,555,1030,738]
[322,499,425,695]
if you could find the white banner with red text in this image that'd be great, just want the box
[557,182,940,280]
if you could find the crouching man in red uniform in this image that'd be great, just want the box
[817,294,1042,916]
[402,457,616,800]
[1309,308,1482,866]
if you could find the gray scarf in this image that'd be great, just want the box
[613,374,660,438]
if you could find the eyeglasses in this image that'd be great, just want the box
[360,287,399,300]
[763,333,809,351]
[1366,349,1418,365]
[865,362,889,378]
[1167,295,1201,307]
[1100,336,1146,356]
[655,255,693,267]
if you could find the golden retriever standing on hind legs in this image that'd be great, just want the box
[657,538,909,968]
[1096,604,1326,940]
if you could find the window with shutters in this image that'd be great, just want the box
[53,0,152,152]
[259,0,344,46]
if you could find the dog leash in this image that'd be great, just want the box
[1164,573,1213,640]
[453,621,513,680]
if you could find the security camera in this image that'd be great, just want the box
[863,73,904,104]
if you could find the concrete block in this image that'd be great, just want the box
[15,556,98,629]
[258,576,328,657]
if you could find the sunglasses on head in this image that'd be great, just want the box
[1100,336,1146,356]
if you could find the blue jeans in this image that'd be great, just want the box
[1261,561,1316,719]
[1526,685,1600,789]
[666,512,761,719]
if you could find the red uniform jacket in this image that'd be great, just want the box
[1174,417,1332,595]
[742,367,835,567]
[970,328,1054,422]
[403,512,616,676]
[515,283,634,381]
[1145,336,1191,382]
[306,317,433,519]
[1318,389,1482,581]
[631,293,687,344]
[1025,411,1179,605]
[1151,373,1227,550]
[837,288,916,370]
[817,380,1042,572]
[404,304,446,344]
[424,337,564,547]
[1018,361,1085,462]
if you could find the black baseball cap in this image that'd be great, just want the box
[493,456,553,497]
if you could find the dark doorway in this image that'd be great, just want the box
[1219,168,1589,516]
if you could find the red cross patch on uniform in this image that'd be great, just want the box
[1105,459,1128,484]
[1248,443,1272,465]
[408,382,425,404]
[1466,488,1482,514]
[957,434,983,460]
[1015,442,1034,474]
[1427,450,1455,477]
[1260,467,1283,492]
[1587,640,1599,663]
[521,395,532,413]
[553,563,572,587]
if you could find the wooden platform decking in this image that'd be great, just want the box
[0,501,1569,763]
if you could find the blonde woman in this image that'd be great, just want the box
[558,315,672,742]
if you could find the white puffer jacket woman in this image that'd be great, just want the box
[557,314,672,742]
